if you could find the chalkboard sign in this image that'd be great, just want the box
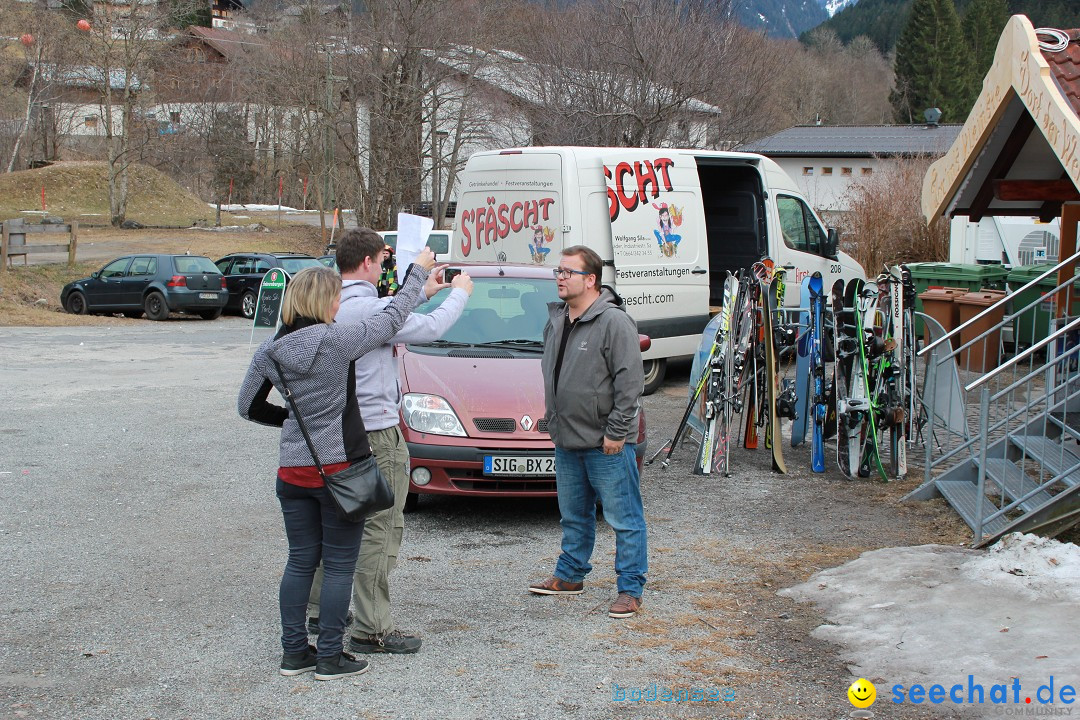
[254,269,289,328]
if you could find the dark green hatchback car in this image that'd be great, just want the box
[60,254,228,320]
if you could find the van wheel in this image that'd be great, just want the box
[642,358,666,395]
[403,492,419,513]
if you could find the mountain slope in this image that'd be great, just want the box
[734,0,830,36]
[807,0,1080,52]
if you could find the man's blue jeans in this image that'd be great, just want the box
[553,444,647,597]
[276,478,364,659]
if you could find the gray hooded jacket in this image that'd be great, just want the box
[237,265,429,468]
[541,286,644,449]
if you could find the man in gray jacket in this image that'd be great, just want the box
[308,227,472,653]
[529,245,648,619]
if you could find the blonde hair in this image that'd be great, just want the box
[281,266,341,325]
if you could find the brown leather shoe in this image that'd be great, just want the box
[528,576,584,595]
[608,593,642,618]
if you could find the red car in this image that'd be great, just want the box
[397,263,648,510]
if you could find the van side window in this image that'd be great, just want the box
[777,196,808,252]
[777,195,826,257]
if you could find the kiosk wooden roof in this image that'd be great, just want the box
[923,15,1079,224]
[923,15,1079,313]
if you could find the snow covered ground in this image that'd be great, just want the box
[782,533,1080,718]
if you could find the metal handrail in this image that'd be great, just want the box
[980,459,1080,526]
[919,248,1080,357]
[983,369,1080,435]
[988,340,1080,402]
[937,273,1079,365]
[967,313,1080,392]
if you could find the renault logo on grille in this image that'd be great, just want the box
[520,415,533,431]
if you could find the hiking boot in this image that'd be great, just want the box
[608,593,642,618]
[279,644,317,676]
[307,612,354,635]
[313,652,369,681]
[528,576,584,595]
[350,629,422,654]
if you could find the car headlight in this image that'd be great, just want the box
[401,394,467,436]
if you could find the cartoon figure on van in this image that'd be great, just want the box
[653,203,682,257]
[529,225,553,264]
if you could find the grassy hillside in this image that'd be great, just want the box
[0,161,235,227]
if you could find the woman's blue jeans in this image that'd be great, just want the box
[553,444,648,597]
[276,478,364,658]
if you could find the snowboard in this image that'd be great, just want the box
[761,265,787,474]
[791,275,812,447]
[809,272,827,473]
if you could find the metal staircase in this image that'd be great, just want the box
[905,251,1080,547]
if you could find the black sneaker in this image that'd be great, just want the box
[307,612,354,635]
[314,652,369,681]
[350,629,422,654]
[279,644,317,676]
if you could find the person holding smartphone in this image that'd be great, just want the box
[305,228,473,655]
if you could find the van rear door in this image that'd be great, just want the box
[602,152,710,349]
[453,152,563,264]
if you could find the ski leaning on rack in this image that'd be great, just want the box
[833,278,858,477]
[883,267,907,478]
[854,281,888,480]
[791,275,812,447]
[808,272,827,472]
[742,280,761,450]
[756,262,787,474]
[648,292,730,468]
[695,272,740,475]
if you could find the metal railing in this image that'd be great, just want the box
[917,250,1080,545]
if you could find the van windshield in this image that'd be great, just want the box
[412,278,558,345]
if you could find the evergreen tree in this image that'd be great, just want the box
[890,0,973,123]
[962,0,1009,106]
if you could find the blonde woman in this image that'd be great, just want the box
[238,253,435,680]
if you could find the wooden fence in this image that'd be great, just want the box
[1,219,78,269]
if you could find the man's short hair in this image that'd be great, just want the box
[336,228,385,273]
[562,245,602,282]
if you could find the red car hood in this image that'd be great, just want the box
[398,348,548,440]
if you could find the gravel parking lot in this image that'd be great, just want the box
[0,318,970,719]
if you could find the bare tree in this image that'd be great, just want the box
[774,29,894,129]
[72,0,201,226]
[837,156,948,273]
[0,5,79,171]
[327,0,510,229]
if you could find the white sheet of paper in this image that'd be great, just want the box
[395,213,433,274]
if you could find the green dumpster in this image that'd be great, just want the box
[906,262,1009,339]
[1006,264,1080,348]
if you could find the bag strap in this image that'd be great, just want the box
[272,360,328,482]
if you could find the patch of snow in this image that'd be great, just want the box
[209,203,357,214]
[825,0,856,17]
[780,533,1080,700]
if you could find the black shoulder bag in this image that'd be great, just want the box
[272,361,394,522]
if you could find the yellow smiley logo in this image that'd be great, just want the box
[848,678,876,708]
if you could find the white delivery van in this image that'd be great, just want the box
[450,147,866,392]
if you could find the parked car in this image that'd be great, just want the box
[318,255,337,269]
[61,254,228,320]
[325,230,451,257]
[214,252,324,319]
[395,263,648,511]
